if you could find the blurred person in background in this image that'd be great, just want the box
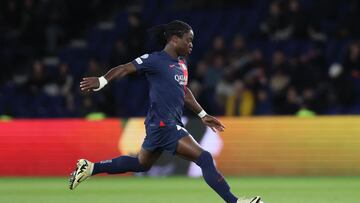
[26,60,48,95]
[41,0,68,55]
[79,96,98,117]
[254,88,272,115]
[270,68,290,114]
[191,60,223,115]
[108,37,131,67]
[224,80,255,116]
[126,12,146,59]
[228,34,255,79]
[205,36,228,62]
[328,63,357,112]
[56,63,75,115]
[85,57,105,77]
[344,42,360,78]
[260,1,291,40]
[280,86,300,114]
[204,54,226,89]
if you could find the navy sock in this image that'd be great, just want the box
[196,151,238,203]
[92,156,149,175]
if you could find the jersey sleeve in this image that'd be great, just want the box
[131,53,157,74]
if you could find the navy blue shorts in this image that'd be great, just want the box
[142,125,190,155]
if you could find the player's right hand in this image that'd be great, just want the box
[80,77,99,92]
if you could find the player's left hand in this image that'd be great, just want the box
[201,115,225,132]
[80,77,99,92]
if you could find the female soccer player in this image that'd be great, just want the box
[69,20,262,203]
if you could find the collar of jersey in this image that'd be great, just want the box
[161,50,181,62]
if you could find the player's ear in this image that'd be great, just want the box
[170,35,179,45]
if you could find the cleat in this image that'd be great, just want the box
[237,196,263,203]
[69,159,94,190]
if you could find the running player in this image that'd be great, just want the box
[70,20,262,203]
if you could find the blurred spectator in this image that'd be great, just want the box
[192,60,208,84]
[344,42,360,78]
[270,68,290,95]
[290,48,325,92]
[288,0,309,39]
[224,80,255,116]
[41,63,76,116]
[204,55,226,89]
[40,1,68,54]
[228,34,254,79]
[205,36,228,62]
[55,63,73,96]
[270,68,291,114]
[109,38,131,67]
[328,63,357,110]
[216,70,235,108]
[79,96,98,117]
[86,58,105,77]
[26,60,48,95]
[300,88,320,113]
[247,50,268,87]
[270,50,289,75]
[254,88,272,115]
[229,34,248,60]
[260,1,291,40]
[279,86,300,114]
[126,13,146,58]
[41,62,74,97]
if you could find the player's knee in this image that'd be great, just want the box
[195,151,214,168]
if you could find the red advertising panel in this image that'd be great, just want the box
[216,116,360,176]
[0,119,122,176]
[2,117,360,176]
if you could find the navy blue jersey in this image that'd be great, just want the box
[131,51,189,127]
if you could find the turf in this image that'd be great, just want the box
[0,176,359,203]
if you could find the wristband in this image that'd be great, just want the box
[198,110,207,118]
[93,76,108,91]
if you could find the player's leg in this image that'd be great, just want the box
[69,148,162,190]
[175,135,238,203]
[176,135,262,203]
[92,148,162,175]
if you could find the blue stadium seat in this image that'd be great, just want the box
[87,28,117,65]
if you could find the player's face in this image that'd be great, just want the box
[176,30,194,56]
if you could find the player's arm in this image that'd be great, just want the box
[184,87,225,132]
[80,62,136,92]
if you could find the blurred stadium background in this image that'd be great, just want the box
[0,0,360,202]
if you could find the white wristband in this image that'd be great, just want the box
[198,110,207,118]
[93,76,108,91]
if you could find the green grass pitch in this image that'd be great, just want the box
[0,176,359,203]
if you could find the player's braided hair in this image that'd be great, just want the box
[148,20,192,46]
